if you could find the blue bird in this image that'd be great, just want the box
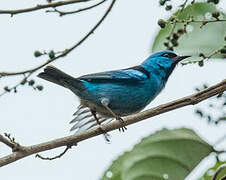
[38,50,190,135]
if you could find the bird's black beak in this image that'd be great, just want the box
[173,55,191,64]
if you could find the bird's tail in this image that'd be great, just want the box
[38,66,83,91]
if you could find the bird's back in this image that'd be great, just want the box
[78,67,163,117]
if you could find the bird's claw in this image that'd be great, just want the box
[119,126,127,132]
[116,116,124,122]
[98,125,111,142]
[116,116,127,132]
[104,133,111,143]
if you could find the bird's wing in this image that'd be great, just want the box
[78,66,149,83]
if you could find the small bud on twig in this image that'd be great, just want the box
[34,51,42,57]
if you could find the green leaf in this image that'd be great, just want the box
[198,161,226,180]
[214,164,226,180]
[101,151,129,180]
[151,2,226,64]
[100,128,214,180]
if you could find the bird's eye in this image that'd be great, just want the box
[162,53,169,57]
[161,53,177,58]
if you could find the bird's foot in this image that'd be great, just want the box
[116,116,127,132]
[103,133,111,143]
[100,99,127,132]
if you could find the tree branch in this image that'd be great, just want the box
[173,19,226,28]
[0,78,225,167]
[0,134,16,150]
[0,0,116,97]
[46,0,107,17]
[0,0,115,78]
[0,0,92,16]
[0,133,25,152]
[35,145,73,160]
[180,47,224,65]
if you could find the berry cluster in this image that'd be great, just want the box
[3,79,43,96]
[34,50,56,59]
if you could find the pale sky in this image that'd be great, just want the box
[0,0,226,180]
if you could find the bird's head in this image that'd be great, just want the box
[141,50,190,78]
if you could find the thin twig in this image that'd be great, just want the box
[165,0,189,49]
[0,133,24,152]
[0,134,15,149]
[0,0,91,16]
[46,0,107,16]
[0,73,32,97]
[180,47,222,65]
[35,145,73,160]
[0,78,225,167]
[0,0,116,78]
[0,0,116,97]
[180,0,189,14]
[173,19,226,28]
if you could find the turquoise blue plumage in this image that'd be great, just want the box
[38,50,190,134]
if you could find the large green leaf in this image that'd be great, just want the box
[199,161,226,180]
[100,128,214,180]
[152,3,226,64]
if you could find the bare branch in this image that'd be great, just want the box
[173,19,226,28]
[0,74,31,97]
[180,0,189,13]
[180,47,224,66]
[0,0,92,16]
[0,134,15,150]
[0,133,24,152]
[46,0,107,16]
[0,0,115,78]
[0,78,225,167]
[0,0,116,97]
[35,145,73,160]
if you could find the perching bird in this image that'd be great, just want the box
[38,50,190,136]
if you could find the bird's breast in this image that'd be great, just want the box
[80,79,162,117]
